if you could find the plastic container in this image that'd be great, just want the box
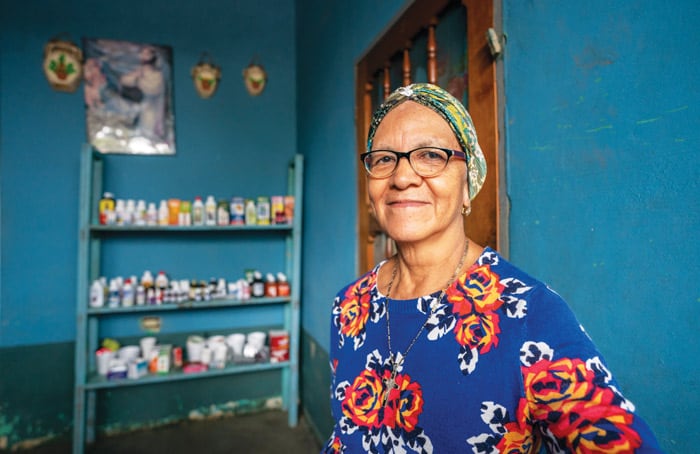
[98,192,115,225]
[216,199,229,226]
[192,196,204,226]
[89,279,105,307]
[158,200,169,226]
[205,195,217,226]
[167,199,180,226]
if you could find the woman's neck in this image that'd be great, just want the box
[386,233,474,300]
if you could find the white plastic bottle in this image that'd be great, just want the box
[204,195,217,226]
[89,279,105,307]
[192,196,204,226]
[122,278,134,307]
[155,271,169,305]
[125,199,136,225]
[135,200,147,225]
[136,281,146,306]
[158,200,169,226]
[115,199,126,225]
[146,202,158,226]
[108,278,120,307]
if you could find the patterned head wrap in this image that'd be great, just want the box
[366,83,487,200]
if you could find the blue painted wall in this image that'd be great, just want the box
[0,0,297,347]
[0,0,296,447]
[1,0,697,451]
[503,2,699,450]
[296,1,698,452]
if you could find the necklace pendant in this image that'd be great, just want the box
[382,359,400,407]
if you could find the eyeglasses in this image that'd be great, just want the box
[360,147,467,178]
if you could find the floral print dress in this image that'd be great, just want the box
[324,248,662,453]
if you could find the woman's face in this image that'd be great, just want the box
[368,101,470,244]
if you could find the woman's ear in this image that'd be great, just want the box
[462,175,471,209]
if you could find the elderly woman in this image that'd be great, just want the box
[324,84,661,453]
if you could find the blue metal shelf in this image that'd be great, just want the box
[90,224,293,233]
[87,297,290,315]
[84,360,290,390]
[73,145,303,454]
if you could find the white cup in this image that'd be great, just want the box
[226,333,246,356]
[96,349,114,375]
[212,343,228,368]
[118,345,140,362]
[186,335,205,363]
[207,335,226,347]
[247,331,266,350]
[139,336,156,359]
[200,345,212,365]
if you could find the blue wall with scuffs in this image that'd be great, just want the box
[1,0,697,451]
[0,0,297,448]
[296,1,698,452]
[503,3,699,449]
[0,0,297,347]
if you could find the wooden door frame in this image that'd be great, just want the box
[355,0,503,275]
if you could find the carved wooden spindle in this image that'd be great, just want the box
[427,17,438,85]
[403,41,412,86]
[383,63,391,100]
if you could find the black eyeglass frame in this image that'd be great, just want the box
[359,147,468,178]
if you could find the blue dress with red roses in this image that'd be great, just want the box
[323,247,662,453]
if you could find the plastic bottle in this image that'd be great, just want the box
[115,199,126,225]
[276,272,290,296]
[89,279,105,307]
[146,202,158,226]
[125,199,136,225]
[205,195,217,226]
[100,276,108,302]
[98,192,115,225]
[122,278,134,307]
[264,273,277,297]
[155,271,169,304]
[136,281,146,306]
[158,200,169,226]
[108,279,120,307]
[192,196,204,226]
[179,200,192,226]
[216,199,229,226]
[245,199,257,225]
[251,271,265,298]
[135,200,147,225]
[256,197,270,225]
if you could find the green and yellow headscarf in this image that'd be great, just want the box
[366,83,487,200]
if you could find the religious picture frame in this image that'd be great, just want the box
[83,38,175,155]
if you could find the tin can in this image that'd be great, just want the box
[256,196,270,225]
[230,197,245,225]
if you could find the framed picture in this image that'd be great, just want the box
[83,38,175,155]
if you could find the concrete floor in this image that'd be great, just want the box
[22,411,322,454]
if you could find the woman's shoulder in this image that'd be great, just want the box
[333,261,384,300]
[476,247,565,304]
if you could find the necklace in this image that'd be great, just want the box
[382,239,469,406]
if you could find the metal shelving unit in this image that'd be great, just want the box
[72,145,303,453]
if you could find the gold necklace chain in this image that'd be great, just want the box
[382,239,469,406]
